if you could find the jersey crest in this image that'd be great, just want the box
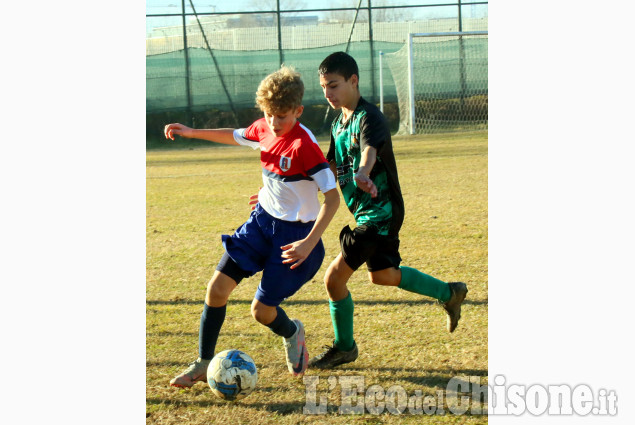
[351,134,360,149]
[279,156,292,172]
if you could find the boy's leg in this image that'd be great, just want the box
[199,270,238,360]
[252,299,308,377]
[395,267,467,332]
[325,254,356,350]
[370,266,451,301]
[310,225,383,370]
[365,230,468,333]
[369,266,467,333]
[254,220,326,377]
[251,299,296,337]
[170,258,245,388]
[309,253,359,369]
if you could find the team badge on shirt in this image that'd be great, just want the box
[351,134,360,149]
[280,156,292,172]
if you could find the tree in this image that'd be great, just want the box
[372,0,407,23]
[246,0,308,14]
[324,0,407,24]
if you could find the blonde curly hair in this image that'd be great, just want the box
[255,65,304,114]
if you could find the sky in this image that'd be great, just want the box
[145,0,464,14]
[145,0,488,37]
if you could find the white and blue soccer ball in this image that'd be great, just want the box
[207,349,258,401]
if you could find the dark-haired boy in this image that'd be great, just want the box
[309,52,468,369]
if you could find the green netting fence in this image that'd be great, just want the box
[146,41,405,113]
[146,2,488,139]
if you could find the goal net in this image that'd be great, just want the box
[385,31,488,134]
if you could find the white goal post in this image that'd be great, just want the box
[387,31,488,135]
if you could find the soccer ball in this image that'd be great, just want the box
[207,349,258,400]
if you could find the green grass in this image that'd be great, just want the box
[146,131,488,424]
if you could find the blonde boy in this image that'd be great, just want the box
[164,66,339,387]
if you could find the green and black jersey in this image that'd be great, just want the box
[326,97,404,236]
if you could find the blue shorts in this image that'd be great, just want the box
[219,203,325,307]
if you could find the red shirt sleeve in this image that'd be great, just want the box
[242,118,267,142]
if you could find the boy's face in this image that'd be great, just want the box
[264,106,304,137]
[319,72,359,110]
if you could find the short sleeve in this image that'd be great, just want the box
[326,130,336,164]
[233,121,262,150]
[312,168,337,193]
[359,109,389,152]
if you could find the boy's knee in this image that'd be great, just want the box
[368,268,401,287]
[250,305,264,323]
[250,301,274,325]
[206,276,235,306]
[368,272,383,285]
[324,270,349,301]
[324,269,341,290]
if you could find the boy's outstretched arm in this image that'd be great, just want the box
[281,187,340,269]
[354,146,378,198]
[164,123,238,146]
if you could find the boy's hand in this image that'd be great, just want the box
[248,189,261,210]
[280,239,317,270]
[248,194,259,210]
[354,172,378,198]
[164,123,193,140]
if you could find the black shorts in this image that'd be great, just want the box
[339,225,402,272]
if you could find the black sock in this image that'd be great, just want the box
[198,303,226,360]
[266,306,297,339]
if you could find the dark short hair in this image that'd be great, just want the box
[318,51,359,82]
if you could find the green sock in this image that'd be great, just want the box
[398,266,451,302]
[329,292,355,352]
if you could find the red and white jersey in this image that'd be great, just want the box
[233,118,336,223]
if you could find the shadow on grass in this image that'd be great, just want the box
[146,331,199,337]
[146,331,259,337]
[146,396,327,416]
[147,152,251,168]
[146,397,228,409]
[147,299,488,307]
[308,368,487,392]
[340,367,487,375]
[146,385,298,410]
[251,400,331,415]
[147,360,192,367]
[147,357,262,367]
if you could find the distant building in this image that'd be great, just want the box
[225,15,319,29]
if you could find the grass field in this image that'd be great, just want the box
[146,131,488,424]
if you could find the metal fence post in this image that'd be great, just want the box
[458,0,466,112]
[277,0,284,66]
[368,0,376,103]
[379,50,384,113]
[181,0,193,126]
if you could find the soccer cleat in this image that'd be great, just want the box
[442,281,468,333]
[169,358,211,388]
[308,342,358,369]
[284,319,309,377]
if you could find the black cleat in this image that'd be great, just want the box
[442,282,468,332]
[308,342,358,369]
